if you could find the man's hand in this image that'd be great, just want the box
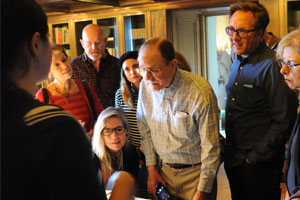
[192,190,206,200]
[147,165,165,198]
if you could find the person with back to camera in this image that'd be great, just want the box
[36,44,104,138]
[137,37,221,200]
[92,107,139,187]
[2,0,134,199]
[224,2,298,200]
[276,29,300,200]
[71,24,120,108]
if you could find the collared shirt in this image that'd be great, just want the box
[71,50,120,108]
[137,68,221,192]
[225,41,298,168]
[115,86,141,147]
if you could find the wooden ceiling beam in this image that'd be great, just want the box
[37,0,119,7]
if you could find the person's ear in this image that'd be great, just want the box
[257,29,264,38]
[31,32,41,56]
[170,58,178,68]
[80,39,85,48]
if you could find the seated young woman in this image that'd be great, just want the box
[36,44,103,138]
[92,107,139,186]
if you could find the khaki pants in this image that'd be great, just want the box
[160,162,217,200]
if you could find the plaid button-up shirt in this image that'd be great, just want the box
[137,68,221,192]
[71,51,120,108]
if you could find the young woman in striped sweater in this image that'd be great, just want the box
[115,51,153,198]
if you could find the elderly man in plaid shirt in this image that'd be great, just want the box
[137,37,221,200]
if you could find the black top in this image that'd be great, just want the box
[225,41,298,168]
[286,114,300,195]
[71,50,120,108]
[2,85,107,200]
[95,142,139,180]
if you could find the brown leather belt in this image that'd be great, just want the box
[165,162,201,169]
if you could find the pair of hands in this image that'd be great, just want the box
[147,165,206,200]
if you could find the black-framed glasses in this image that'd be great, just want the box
[278,59,300,71]
[102,126,126,136]
[225,26,257,38]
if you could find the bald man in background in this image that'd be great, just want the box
[71,24,120,108]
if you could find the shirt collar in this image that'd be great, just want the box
[237,39,268,64]
[160,67,182,97]
[83,49,109,64]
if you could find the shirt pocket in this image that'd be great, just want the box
[236,84,264,108]
[171,111,195,138]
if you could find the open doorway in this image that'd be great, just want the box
[170,8,231,132]
[170,8,232,200]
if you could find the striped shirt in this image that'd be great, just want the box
[137,68,221,192]
[115,87,141,147]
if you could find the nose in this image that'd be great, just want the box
[144,70,153,81]
[61,62,68,70]
[110,131,118,138]
[232,31,240,40]
[91,43,96,49]
[280,65,289,75]
[132,68,139,75]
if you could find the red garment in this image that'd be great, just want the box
[35,79,104,132]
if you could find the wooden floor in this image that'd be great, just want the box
[216,163,286,200]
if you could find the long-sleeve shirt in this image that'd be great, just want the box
[225,41,298,168]
[115,87,141,147]
[3,86,107,200]
[71,51,120,108]
[286,114,300,196]
[137,68,221,193]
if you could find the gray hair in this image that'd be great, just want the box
[276,30,300,60]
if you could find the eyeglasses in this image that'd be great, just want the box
[139,66,165,77]
[225,26,257,38]
[102,126,126,136]
[83,40,105,47]
[278,59,300,71]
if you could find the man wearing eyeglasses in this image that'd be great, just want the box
[136,38,221,200]
[71,24,120,108]
[224,2,298,200]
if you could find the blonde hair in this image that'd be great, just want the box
[92,107,129,178]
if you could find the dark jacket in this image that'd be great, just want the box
[3,86,107,200]
[286,114,300,197]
